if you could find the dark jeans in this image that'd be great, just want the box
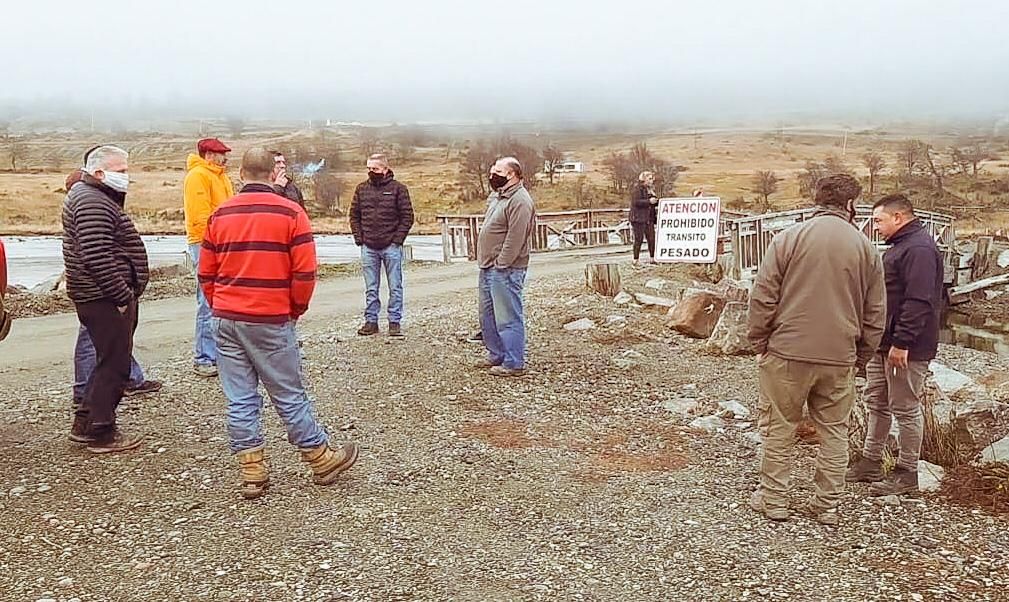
[74,300,138,435]
[73,325,145,401]
[632,222,656,260]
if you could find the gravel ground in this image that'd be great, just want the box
[2,263,1008,601]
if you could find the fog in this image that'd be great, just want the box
[3,0,1008,124]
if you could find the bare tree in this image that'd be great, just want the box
[961,142,993,178]
[393,143,416,164]
[922,144,951,197]
[458,136,542,202]
[823,153,852,176]
[7,137,26,172]
[602,151,636,194]
[899,139,925,178]
[573,175,595,208]
[225,116,246,139]
[861,151,885,197]
[798,160,829,199]
[313,172,345,215]
[542,144,564,185]
[604,143,679,196]
[360,128,382,159]
[751,170,781,212]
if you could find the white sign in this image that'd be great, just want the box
[655,197,721,264]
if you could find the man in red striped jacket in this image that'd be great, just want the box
[199,148,358,499]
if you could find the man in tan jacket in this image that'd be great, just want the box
[747,174,886,525]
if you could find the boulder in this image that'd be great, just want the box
[718,399,751,420]
[998,249,1009,269]
[705,301,754,356]
[917,460,945,493]
[689,415,726,433]
[929,362,977,397]
[563,317,596,332]
[668,290,726,338]
[633,292,676,309]
[645,278,667,290]
[980,435,1009,466]
[686,278,750,303]
[613,291,634,305]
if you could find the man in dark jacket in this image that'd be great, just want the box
[848,194,944,495]
[349,153,414,337]
[629,171,658,266]
[271,152,305,207]
[62,145,149,453]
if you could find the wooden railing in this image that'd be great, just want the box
[437,206,748,263]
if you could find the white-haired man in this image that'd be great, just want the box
[475,157,537,376]
[62,145,149,453]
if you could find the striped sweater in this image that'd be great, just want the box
[198,184,317,323]
[61,176,150,305]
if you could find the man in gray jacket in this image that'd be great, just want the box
[747,174,886,525]
[475,157,537,376]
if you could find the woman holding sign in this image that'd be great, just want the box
[629,171,658,266]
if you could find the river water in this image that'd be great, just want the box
[3,235,445,289]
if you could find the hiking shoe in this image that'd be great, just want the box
[474,358,500,369]
[465,330,484,344]
[870,467,919,496]
[124,380,163,397]
[800,502,840,526]
[193,364,218,378]
[846,456,884,483]
[488,365,525,377]
[300,442,360,485]
[748,489,789,521]
[69,414,96,444]
[388,323,404,338]
[85,429,144,454]
[357,322,379,336]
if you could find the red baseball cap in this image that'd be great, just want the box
[197,138,231,154]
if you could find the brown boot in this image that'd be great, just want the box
[300,442,359,485]
[85,428,144,454]
[69,414,96,444]
[236,448,270,500]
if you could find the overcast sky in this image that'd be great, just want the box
[3,0,1007,122]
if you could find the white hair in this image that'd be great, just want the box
[84,145,128,174]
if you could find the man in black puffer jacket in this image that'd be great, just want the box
[349,153,414,337]
[62,145,149,454]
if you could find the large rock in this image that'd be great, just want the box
[613,291,634,305]
[929,362,978,397]
[689,415,726,433]
[980,435,1009,466]
[686,279,750,304]
[705,301,754,356]
[918,460,945,493]
[668,289,726,338]
[633,292,676,309]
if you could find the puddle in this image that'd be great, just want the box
[941,311,1009,357]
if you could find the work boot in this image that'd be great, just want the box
[68,414,96,444]
[748,489,789,521]
[388,323,404,338]
[300,442,359,485]
[85,428,144,454]
[193,364,218,378]
[488,365,526,377]
[845,456,884,483]
[465,330,483,344]
[473,358,500,369]
[236,448,270,500]
[870,467,919,496]
[801,502,840,526]
[357,322,379,336]
[124,380,164,398]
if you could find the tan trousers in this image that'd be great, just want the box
[757,354,855,511]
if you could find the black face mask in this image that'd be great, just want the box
[368,171,385,184]
[489,173,509,191]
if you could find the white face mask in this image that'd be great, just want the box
[101,171,130,193]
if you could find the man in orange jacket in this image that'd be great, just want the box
[183,137,233,377]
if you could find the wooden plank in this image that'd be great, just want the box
[948,272,1009,304]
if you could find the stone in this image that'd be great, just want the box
[705,301,754,355]
[633,292,677,309]
[563,318,596,331]
[998,249,1009,269]
[57,577,74,588]
[668,290,726,338]
[662,398,699,417]
[917,461,945,493]
[718,399,751,420]
[9,486,26,496]
[980,435,1009,466]
[984,289,1004,301]
[30,271,65,294]
[875,495,901,507]
[645,278,667,290]
[743,431,764,446]
[689,415,726,433]
[605,315,627,325]
[613,291,634,305]
[929,362,976,396]
[612,350,644,369]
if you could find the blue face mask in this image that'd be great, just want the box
[102,171,129,193]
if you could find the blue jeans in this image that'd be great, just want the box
[361,244,404,324]
[189,243,217,366]
[215,318,328,454]
[478,267,528,370]
[73,324,145,401]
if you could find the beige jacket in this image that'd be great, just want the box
[747,207,886,367]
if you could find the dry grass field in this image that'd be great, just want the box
[1,124,1007,235]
